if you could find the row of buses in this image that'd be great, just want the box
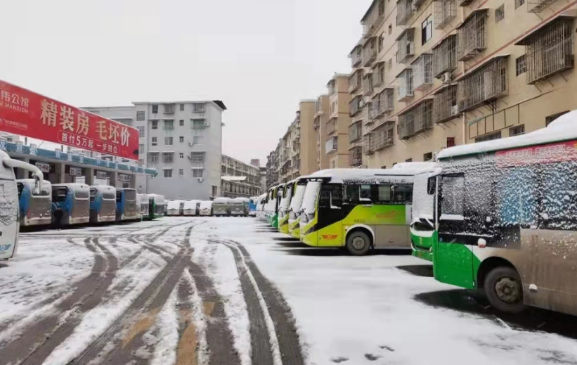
[164,197,254,217]
[18,181,166,227]
[256,110,577,318]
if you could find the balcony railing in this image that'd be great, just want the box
[397,68,414,102]
[349,69,363,93]
[349,95,363,117]
[349,121,362,143]
[398,100,433,139]
[433,35,457,78]
[373,62,385,87]
[517,17,574,84]
[363,73,374,96]
[326,119,337,136]
[371,122,395,151]
[325,137,338,154]
[364,135,374,155]
[362,0,385,37]
[433,85,459,123]
[434,0,457,29]
[349,146,363,167]
[370,95,383,121]
[381,88,394,113]
[457,10,487,61]
[351,45,363,67]
[412,54,433,91]
[397,0,414,26]
[458,0,474,5]
[363,37,377,67]
[457,56,508,113]
[397,29,415,64]
[528,0,560,13]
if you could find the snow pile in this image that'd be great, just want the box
[148,288,179,365]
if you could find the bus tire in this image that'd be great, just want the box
[484,266,525,314]
[346,231,371,256]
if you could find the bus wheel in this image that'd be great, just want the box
[346,231,371,256]
[484,266,525,313]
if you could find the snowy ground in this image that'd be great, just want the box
[0,217,576,365]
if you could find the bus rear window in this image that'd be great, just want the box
[75,190,89,199]
[125,190,136,201]
[103,192,116,200]
[90,188,97,202]
[53,188,68,202]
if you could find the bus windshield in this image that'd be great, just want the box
[302,181,321,215]
[280,185,293,211]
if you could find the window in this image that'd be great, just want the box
[136,111,145,121]
[137,126,145,136]
[510,125,525,136]
[546,111,569,126]
[515,0,524,8]
[179,120,184,126]
[516,54,526,76]
[388,24,392,35]
[447,137,455,148]
[152,104,158,114]
[193,136,203,144]
[193,169,204,178]
[423,152,433,161]
[192,119,206,129]
[139,144,145,153]
[388,59,392,70]
[163,169,173,178]
[180,152,184,158]
[441,175,465,217]
[193,103,205,113]
[319,184,343,208]
[164,120,174,130]
[152,120,158,129]
[180,103,185,111]
[165,137,173,145]
[179,169,184,176]
[151,137,157,146]
[475,131,501,143]
[179,136,184,143]
[163,153,174,163]
[150,153,159,163]
[495,4,505,23]
[378,34,384,53]
[421,15,433,45]
[164,104,175,113]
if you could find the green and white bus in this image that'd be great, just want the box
[278,180,295,234]
[411,110,577,315]
[299,165,437,255]
[265,185,281,228]
[288,178,307,239]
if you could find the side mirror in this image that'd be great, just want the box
[33,176,41,195]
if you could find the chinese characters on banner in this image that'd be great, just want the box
[0,80,139,160]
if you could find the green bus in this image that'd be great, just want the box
[299,166,437,255]
[411,111,577,315]
[265,185,281,228]
[288,178,307,239]
[278,180,295,234]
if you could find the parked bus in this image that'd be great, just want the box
[265,185,280,228]
[288,179,307,239]
[411,111,577,315]
[213,197,232,216]
[299,166,437,255]
[17,179,52,227]
[89,185,117,223]
[183,200,200,216]
[278,181,295,234]
[248,196,258,217]
[255,194,266,219]
[167,200,185,216]
[139,194,149,218]
[231,197,250,216]
[199,201,213,216]
[52,183,90,226]
[0,152,44,259]
[148,194,165,219]
[116,188,138,221]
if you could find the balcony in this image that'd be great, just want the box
[363,73,374,96]
[370,96,382,121]
[349,146,363,167]
[351,45,363,67]
[163,104,175,114]
[349,121,363,143]
[397,68,414,102]
[397,0,414,26]
[325,137,338,154]
[398,99,433,139]
[349,95,363,117]
[362,0,385,37]
[515,17,574,84]
[412,54,433,91]
[364,136,374,155]
[397,29,415,64]
[381,88,394,113]
[457,56,509,113]
[433,35,457,78]
[326,119,337,136]
[373,62,385,87]
[348,69,363,93]
[434,0,457,29]
[433,85,459,123]
[363,37,378,67]
[458,0,474,5]
[371,121,395,151]
[457,9,488,61]
[315,97,325,117]
[528,0,560,13]
[313,116,320,130]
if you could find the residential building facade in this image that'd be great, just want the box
[221,155,262,198]
[326,74,352,168]
[349,0,577,168]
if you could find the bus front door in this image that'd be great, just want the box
[316,184,344,247]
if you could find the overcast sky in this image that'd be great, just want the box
[2,0,371,165]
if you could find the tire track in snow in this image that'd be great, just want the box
[0,237,119,365]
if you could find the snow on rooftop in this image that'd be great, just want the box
[222,176,248,182]
[308,166,439,183]
[437,110,577,160]
[214,197,233,203]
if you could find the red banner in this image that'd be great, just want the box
[495,140,577,167]
[0,80,139,160]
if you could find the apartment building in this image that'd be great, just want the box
[314,95,330,170]
[221,155,262,198]
[326,74,353,168]
[86,101,226,199]
[349,0,577,168]
[266,148,279,189]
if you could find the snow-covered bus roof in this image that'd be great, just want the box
[52,183,89,191]
[90,185,115,193]
[199,200,213,208]
[437,110,577,160]
[234,197,250,202]
[213,197,233,203]
[183,200,200,208]
[18,179,52,187]
[307,165,439,184]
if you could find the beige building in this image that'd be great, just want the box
[349,0,577,168]
[221,154,262,198]
[327,74,353,168]
[314,95,330,170]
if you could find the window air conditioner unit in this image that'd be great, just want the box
[451,105,459,116]
[441,72,452,84]
[204,121,210,127]
[198,178,204,183]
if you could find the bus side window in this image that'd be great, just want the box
[440,175,465,218]
[376,185,392,204]
[320,184,342,209]
[116,191,122,202]
[427,177,436,195]
[393,185,413,203]
[344,184,359,205]
[360,185,371,202]
[17,183,23,199]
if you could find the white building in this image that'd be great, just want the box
[83,100,226,199]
